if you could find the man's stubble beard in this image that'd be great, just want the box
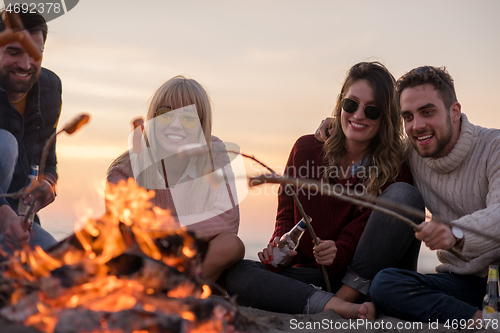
[414,112,453,158]
[0,67,40,96]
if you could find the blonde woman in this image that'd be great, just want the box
[107,76,244,283]
[225,62,424,319]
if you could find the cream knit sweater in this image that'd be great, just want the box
[409,114,500,277]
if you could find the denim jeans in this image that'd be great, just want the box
[224,260,340,314]
[370,268,486,323]
[224,182,425,314]
[0,129,58,254]
[342,182,424,295]
[0,129,18,194]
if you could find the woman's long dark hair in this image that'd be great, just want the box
[323,62,407,195]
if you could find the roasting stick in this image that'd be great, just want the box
[0,12,56,232]
[226,151,471,262]
[220,151,333,291]
[283,185,332,292]
[39,114,90,181]
[127,123,330,291]
[175,147,333,291]
[251,173,499,245]
[249,173,471,262]
[20,115,91,232]
[179,147,476,262]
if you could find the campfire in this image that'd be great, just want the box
[0,179,239,333]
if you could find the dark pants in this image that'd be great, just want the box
[0,129,58,255]
[370,268,487,323]
[225,182,425,314]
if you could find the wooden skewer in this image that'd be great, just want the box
[250,174,472,262]
[283,185,332,292]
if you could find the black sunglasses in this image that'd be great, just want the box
[342,98,381,120]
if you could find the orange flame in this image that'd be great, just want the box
[1,178,226,332]
[201,285,212,299]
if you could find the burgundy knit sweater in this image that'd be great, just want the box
[271,135,412,277]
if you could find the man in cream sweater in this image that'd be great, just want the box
[315,65,500,323]
[368,66,500,323]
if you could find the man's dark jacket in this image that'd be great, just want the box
[0,67,62,211]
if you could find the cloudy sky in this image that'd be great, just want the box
[5,0,499,271]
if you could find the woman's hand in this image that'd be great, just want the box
[258,237,279,265]
[258,236,296,267]
[313,238,337,266]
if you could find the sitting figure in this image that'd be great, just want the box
[224,62,424,319]
[107,76,244,284]
[0,11,59,252]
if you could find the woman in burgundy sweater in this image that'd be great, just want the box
[225,62,424,319]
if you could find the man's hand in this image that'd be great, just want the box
[314,117,333,142]
[0,205,30,249]
[20,179,55,213]
[313,238,337,266]
[415,219,457,250]
[4,215,30,249]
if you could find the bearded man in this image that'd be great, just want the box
[0,11,60,251]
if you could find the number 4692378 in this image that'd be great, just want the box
[6,3,62,14]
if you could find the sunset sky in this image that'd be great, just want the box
[5,0,499,272]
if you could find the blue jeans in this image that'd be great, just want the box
[224,182,425,314]
[0,129,18,194]
[370,268,486,323]
[0,129,57,254]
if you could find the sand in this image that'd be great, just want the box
[1,296,496,332]
[223,296,497,333]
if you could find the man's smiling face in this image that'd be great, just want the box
[0,31,44,101]
[400,83,460,158]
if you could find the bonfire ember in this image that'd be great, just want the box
[0,179,237,333]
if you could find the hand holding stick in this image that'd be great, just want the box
[283,185,332,292]
[250,173,472,262]
[224,151,332,291]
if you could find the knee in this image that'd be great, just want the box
[209,233,245,262]
[0,130,18,171]
[380,182,424,211]
[369,268,400,301]
[29,223,57,250]
[229,234,245,261]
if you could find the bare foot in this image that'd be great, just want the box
[324,297,377,320]
[357,302,377,320]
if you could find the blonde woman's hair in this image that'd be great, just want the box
[108,75,214,191]
[145,75,212,145]
[323,62,408,196]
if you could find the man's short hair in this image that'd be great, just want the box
[396,66,457,110]
[0,11,48,43]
